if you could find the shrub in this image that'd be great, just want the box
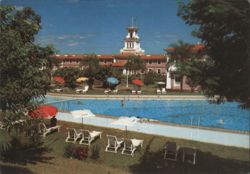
[64,145,88,160]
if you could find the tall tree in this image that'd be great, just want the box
[80,54,100,89]
[125,55,146,75]
[178,0,250,107]
[0,6,54,161]
[166,40,195,91]
[0,6,55,115]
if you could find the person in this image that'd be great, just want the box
[121,100,125,107]
[50,116,57,127]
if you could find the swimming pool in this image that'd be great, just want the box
[45,97,250,132]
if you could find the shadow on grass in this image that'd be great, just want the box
[0,164,35,174]
[129,144,250,174]
[1,136,54,165]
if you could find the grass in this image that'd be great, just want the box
[1,120,249,174]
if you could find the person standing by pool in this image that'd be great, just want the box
[121,100,125,107]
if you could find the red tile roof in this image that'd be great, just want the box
[112,60,127,67]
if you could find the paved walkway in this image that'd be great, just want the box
[57,112,250,149]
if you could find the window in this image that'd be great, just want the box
[148,69,152,72]
[149,60,152,64]
[157,69,161,74]
[158,60,161,64]
[175,76,181,83]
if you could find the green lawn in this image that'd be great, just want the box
[1,120,249,174]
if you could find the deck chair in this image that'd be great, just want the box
[79,129,102,145]
[164,141,180,161]
[182,147,196,165]
[65,128,82,143]
[105,135,124,153]
[131,90,136,94]
[39,123,61,137]
[161,88,166,94]
[112,89,118,93]
[75,88,82,93]
[121,138,143,157]
[156,88,161,94]
[54,88,63,92]
[137,90,142,94]
[104,89,111,94]
[82,85,89,93]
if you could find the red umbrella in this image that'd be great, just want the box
[132,79,144,86]
[29,105,58,118]
[53,76,65,84]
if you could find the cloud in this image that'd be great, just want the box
[36,33,95,48]
[15,6,24,11]
[0,0,2,4]
[68,42,79,47]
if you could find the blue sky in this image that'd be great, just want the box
[1,0,199,54]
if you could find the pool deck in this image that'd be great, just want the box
[57,112,250,149]
[47,93,207,100]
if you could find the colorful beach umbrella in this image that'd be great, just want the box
[76,77,89,82]
[53,76,65,84]
[132,79,144,86]
[106,77,119,85]
[29,105,58,118]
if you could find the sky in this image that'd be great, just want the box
[1,0,199,54]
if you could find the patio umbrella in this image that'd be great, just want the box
[29,105,58,119]
[156,81,166,88]
[53,76,65,84]
[106,77,119,85]
[76,77,89,83]
[132,79,144,86]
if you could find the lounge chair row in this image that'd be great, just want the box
[131,90,142,94]
[164,141,196,165]
[65,128,102,146]
[104,89,118,94]
[65,128,143,157]
[156,88,166,94]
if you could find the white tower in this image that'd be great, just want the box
[120,18,145,55]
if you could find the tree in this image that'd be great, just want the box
[178,0,250,107]
[80,54,100,89]
[0,6,55,115]
[0,5,55,161]
[95,66,121,87]
[125,55,146,74]
[166,40,195,91]
[54,67,82,89]
[144,71,164,85]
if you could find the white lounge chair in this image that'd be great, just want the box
[156,88,161,94]
[131,90,136,94]
[39,123,60,137]
[105,135,124,153]
[137,90,142,94]
[182,147,196,165]
[75,88,82,93]
[161,88,166,94]
[112,89,118,93]
[82,85,89,93]
[65,128,82,143]
[79,129,102,145]
[121,138,143,157]
[104,89,111,94]
[54,88,63,92]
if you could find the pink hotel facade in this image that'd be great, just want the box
[53,25,203,91]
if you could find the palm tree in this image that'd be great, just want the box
[80,54,100,89]
[166,40,194,92]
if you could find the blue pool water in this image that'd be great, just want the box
[45,97,250,131]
